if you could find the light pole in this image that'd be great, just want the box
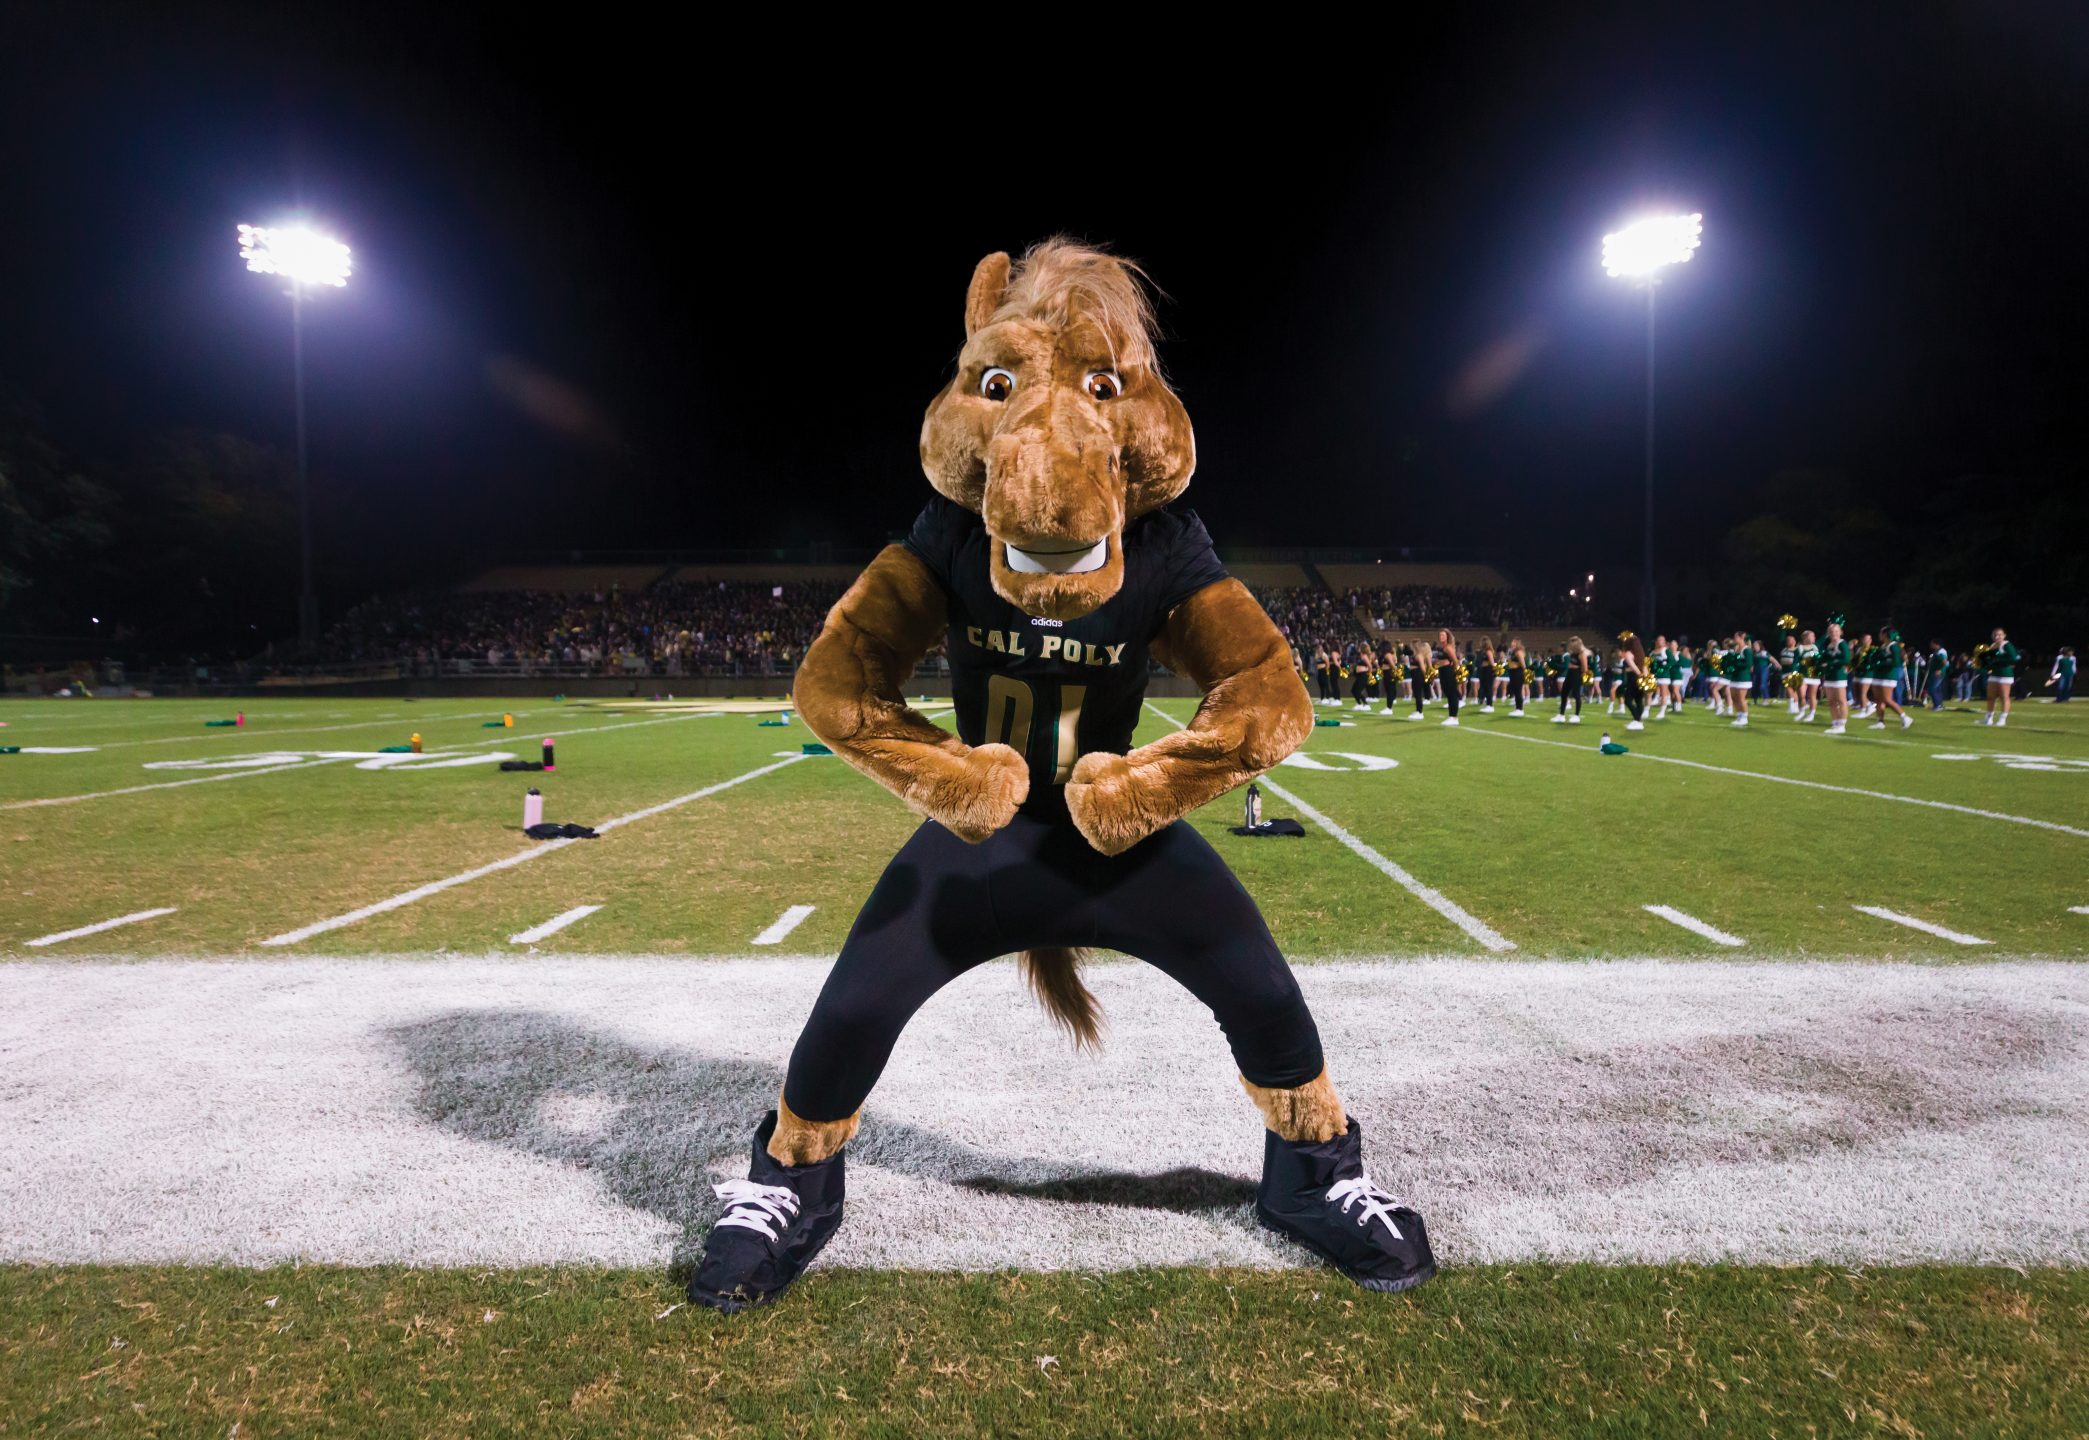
[1602,212,1700,636]
[239,223,351,650]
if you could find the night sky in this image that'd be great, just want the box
[4,4,2084,598]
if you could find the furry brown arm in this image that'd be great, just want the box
[1065,577,1312,855]
[794,544,1028,842]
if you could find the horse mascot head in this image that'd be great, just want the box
[918,240,1196,622]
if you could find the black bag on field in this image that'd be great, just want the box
[1229,819,1307,838]
[525,822,598,840]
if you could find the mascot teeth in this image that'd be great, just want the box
[1005,540,1107,575]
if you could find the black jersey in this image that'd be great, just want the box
[902,496,1229,822]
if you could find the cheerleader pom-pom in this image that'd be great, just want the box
[1777,613,1798,632]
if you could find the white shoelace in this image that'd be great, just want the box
[1326,1175,1404,1240]
[712,1178,800,1241]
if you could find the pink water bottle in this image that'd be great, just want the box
[523,788,544,829]
[542,737,556,771]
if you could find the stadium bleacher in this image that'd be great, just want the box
[288,558,1593,682]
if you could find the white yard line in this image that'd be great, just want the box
[751,904,816,946]
[3,710,712,813]
[25,908,177,948]
[1852,906,1993,947]
[1466,724,2089,839]
[3,954,2085,1269]
[89,711,426,750]
[1643,905,1746,947]
[259,755,807,947]
[1144,701,1515,952]
[2071,905,2089,916]
[509,906,603,945]
[1,756,353,811]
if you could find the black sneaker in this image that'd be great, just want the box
[688,1110,845,1313]
[1256,1119,1435,1293]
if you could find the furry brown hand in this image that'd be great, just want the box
[1067,578,1313,855]
[927,741,1029,842]
[797,545,1029,843]
[1065,750,1161,856]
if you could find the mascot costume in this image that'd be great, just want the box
[692,239,1434,1310]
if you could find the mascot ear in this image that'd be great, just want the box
[965,252,1012,337]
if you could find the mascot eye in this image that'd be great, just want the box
[1085,371,1122,401]
[980,367,1015,402]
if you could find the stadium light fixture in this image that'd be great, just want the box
[1603,212,1703,635]
[239,221,351,649]
[1601,213,1701,279]
[238,224,352,288]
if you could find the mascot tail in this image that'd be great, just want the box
[1018,947,1102,1049]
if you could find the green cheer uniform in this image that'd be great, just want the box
[1820,639,1851,683]
[1980,640,2020,679]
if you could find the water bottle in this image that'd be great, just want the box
[1244,781,1262,829]
[523,788,544,829]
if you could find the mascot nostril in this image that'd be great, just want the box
[688,238,1438,1315]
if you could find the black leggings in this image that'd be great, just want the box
[1558,673,1582,715]
[1623,681,1646,721]
[1417,675,1459,716]
[782,812,1327,1123]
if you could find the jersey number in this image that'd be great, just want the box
[985,676,1087,783]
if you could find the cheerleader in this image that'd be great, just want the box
[1851,633,1877,718]
[1779,631,1802,715]
[1431,629,1464,727]
[1867,626,1913,730]
[1618,632,1652,730]
[1796,629,1822,722]
[1504,639,1532,716]
[1978,627,2021,727]
[1397,641,1425,721]
[1351,648,1377,710]
[1675,642,1695,708]
[1649,634,1677,717]
[1551,637,1590,724]
[1704,637,1729,714]
[1818,618,1853,735]
[1474,639,1499,714]
[1726,631,1753,727]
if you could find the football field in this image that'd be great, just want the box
[3,692,2086,1435]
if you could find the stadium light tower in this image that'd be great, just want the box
[239,223,352,650]
[1603,211,1700,636]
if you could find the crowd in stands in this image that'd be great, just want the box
[1255,586,1362,659]
[311,580,850,677]
[296,575,1589,678]
[1349,585,1580,631]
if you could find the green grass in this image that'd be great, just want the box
[4,693,2086,957]
[4,1263,2083,1438]
[5,695,2086,1434]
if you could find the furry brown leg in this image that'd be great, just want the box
[766,1094,859,1166]
[1240,1067,1347,1143]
